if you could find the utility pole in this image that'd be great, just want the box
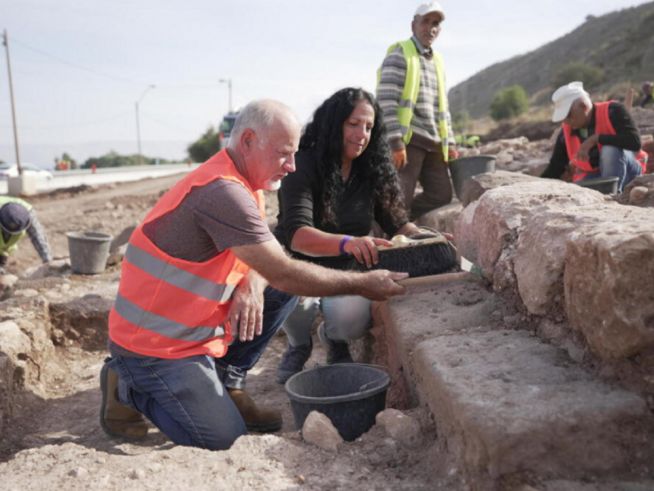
[219,78,233,112]
[135,84,155,166]
[2,29,22,174]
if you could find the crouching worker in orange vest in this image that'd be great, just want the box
[100,100,408,449]
[541,81,646,192]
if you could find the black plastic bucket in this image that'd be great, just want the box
[576,176,619,195]
[285,363,390,441]
[449,155,496,201]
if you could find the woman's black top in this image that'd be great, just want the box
[274,150,405,270]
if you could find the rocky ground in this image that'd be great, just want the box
[2,105,653,489]
[0,175,468,491]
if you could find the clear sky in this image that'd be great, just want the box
[0,0,649,165]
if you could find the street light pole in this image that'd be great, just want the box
[2,29,22,175]
[219,78,233,112]
[135,84,155,165]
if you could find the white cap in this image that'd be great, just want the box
[551,81,589,123]
[415,1,445,19]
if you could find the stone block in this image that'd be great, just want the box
[455,180,605,287]
[372,276,497,408]
[564,208,654,360]
[516,204,629,316]
[459,170,539,206]
[415,202,463,235]
[412,330,654,482]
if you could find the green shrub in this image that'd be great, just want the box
[187,126,222,163]
[489,85,529,121]
[552,62,604,90]
[82,151,169,168]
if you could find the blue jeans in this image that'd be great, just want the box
[107,286,297,450]
[283,295,372,346]
[581,145,642,193]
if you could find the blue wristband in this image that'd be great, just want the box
[339,235,352,255]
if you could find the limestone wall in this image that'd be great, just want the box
[455,176,654,394]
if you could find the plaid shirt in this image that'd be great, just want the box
[377,36,454,151]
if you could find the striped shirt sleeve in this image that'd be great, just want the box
[377,45,407,149]
[26,211,52,263]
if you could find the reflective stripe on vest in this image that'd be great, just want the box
[124,244,236,302]
[563,101,648,182]
[109,149,263,359]
[381,39,449,161]
[113,293,225,342]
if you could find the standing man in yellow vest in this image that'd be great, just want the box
[377,1,457,220]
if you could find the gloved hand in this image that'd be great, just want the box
[392,148,408,170]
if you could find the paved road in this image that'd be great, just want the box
[0,163,199,195]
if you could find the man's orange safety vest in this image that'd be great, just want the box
[108,149,265,359]
[563,101,648,182]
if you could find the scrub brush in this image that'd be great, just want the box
[354,231,458,278]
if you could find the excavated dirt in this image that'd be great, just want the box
[0,175,471,490]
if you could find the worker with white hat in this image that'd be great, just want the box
[542,81,646,191]
[377,1,457,219]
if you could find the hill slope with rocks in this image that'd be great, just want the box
[449,1,654,118]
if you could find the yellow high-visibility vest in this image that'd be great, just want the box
[379,39,450,161]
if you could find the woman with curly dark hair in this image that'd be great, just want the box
[274,87,432,383]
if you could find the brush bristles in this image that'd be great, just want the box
[353,241,459,278]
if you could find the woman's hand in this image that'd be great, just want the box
[343,236,393,268]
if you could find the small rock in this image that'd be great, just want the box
[375,408,422,448]
[14,288,39,297]
[68,467,89,478]
[302,411,342,452]
[129,468,146,480]
[538,319,566,341]
[25,260,69,279]
[503,313,521,329]
[629,186,649,204]
[562,339,585,364]
[0,274,18,288]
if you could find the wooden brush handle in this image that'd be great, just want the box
[398,271,473,288]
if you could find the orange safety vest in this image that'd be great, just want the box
[563,101,648,182]
[108,149,265,359]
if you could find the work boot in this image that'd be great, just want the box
[99,363,148,440]
[318,322,353,365]
[227,388,282,433]
[276,338,313,384]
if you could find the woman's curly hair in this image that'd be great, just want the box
[299,87,407,228]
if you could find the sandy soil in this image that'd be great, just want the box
[0,175,463,490]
